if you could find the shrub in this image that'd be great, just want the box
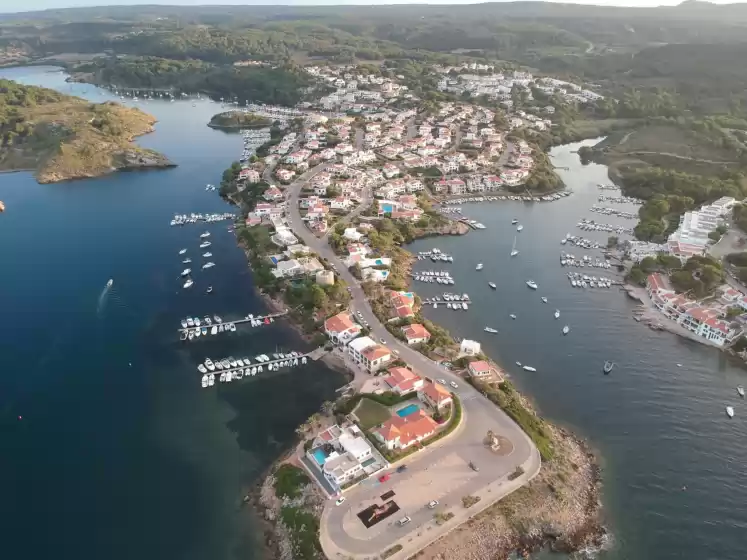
[273,464,309,499]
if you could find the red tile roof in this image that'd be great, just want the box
[362,344,391,361]
[421,382,452,405]
[469,360,491,374]
[402,324,431,341]
[324,312,358,335]
[376,409,438,446]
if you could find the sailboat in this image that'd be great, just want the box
[510,236,519,257]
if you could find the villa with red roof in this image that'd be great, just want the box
[324,312,362,345]
[401,323,431,345]
[418,381,453,410]
[374,409,439,451]
[384,367,424,394]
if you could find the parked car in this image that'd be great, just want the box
[379,473,391,483]
[396,465,407,473]
[398,516,412,526]
[380,337,386,344]
[427,500,439,509]
[335,497,346,506]
[437,378,446,385]
[450,381,459,389]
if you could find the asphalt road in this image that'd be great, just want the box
[284,164,541,558]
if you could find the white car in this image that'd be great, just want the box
[450,381,458,389]
[397,516,411,526]
[427,500,439,509]
[335,497,346,506]
[437,379,446,385]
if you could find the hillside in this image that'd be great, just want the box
[0,79,173,183]
[207,111,272,130]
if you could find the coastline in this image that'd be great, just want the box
[231,211,606,558]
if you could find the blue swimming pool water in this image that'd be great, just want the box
[381,204,394,213]
[312,449,327,466]
[396,404,419,417]
[361,458,376,468]
[375,259,383,265]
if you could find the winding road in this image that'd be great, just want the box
[283,165,541,559]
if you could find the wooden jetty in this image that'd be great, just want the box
[179,310,289,335]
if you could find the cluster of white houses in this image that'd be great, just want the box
[647,273,742,346]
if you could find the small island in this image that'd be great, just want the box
[208,111,272,130]
[0,79,174,183]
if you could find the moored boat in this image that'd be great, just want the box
[562,325,570,335]
[484,327,498,333]
[488,282,497,289]
[726,406,735,418]
[603,361,614,374]
[526,280,538,290]
[523,365,537,372]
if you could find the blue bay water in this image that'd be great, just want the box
[3,65,747,560]
[0,66,345,560]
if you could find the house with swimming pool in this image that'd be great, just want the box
[306,423,388,489]
[373,409,440,451]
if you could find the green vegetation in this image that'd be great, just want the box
[733,203,747,233]
[471,378,554,461]
[381,544,403,559]
[353,398,392,430]
[0,79,170,183]
[434,511,455,525]
[669,255,725,298]
[461,494,481,508]
[334,391,415,416]
[725,251,747,284]
[273,464,310,500]
[280,506,322,560]
[208,111,272,129]
[73,57,314,106]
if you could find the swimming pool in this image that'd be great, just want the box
[396,404,419,418]
[312,449,327,466]
[381,204,394,213]
[361,458,376,468]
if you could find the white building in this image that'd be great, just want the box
[460,339,482,356]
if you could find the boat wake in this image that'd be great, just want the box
[97,279,124,317]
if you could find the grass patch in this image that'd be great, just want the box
[353,397,392,430]
[273,464,310,499]
[280,506,322,560]
[461,495,481,508]
[434,511,455,525]
[469,378,554,461]
[381,544,403,559]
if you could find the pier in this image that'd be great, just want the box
[179,310,289,336]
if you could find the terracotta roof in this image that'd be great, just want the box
[469,360,491,373]
[402,324,431,341]
[376,410,438,446]
[421,382,452,404]
[362,344,391,361]
[385,367,422,392]
[324,312,358,335]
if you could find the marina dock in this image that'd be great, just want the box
[179,310,289,338]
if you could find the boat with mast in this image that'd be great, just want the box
[510,236,519,257]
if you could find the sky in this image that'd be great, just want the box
[0,0,741,14]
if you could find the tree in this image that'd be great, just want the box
[607,235,619,248]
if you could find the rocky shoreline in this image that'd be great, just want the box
[37,147,175,183]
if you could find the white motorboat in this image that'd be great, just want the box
[194,317,201,327]
[208,374,215,386]
[726,406,735,418]
[182,258,192,264]
[181,268,191,276]
[509,314,516,319]
[510,236,519,257]
[211,325,217,335]
[488,282,497,289]
[523,365,537,372]
[229,357,237,367]
[516,225,523,232]
[201,374,209,388]
[526,280,538,290]
[738,386,745,398]
[179,249,187,255]
[554,309,560,319]
[200,241,212,248]
[236,358,244,367]
[203,252,213,258]
[188,331,194,340]
[197,364,207,374]
[106,279,114,288]
[243,357,251,366]
[187,317,195,327]
[562,325,570,335]
[200,232,211,238]
[194,328,201,338]
[183,279,194,288]
[219,372,226,382]
[206,286,213,294]
[205,358,215,371]
[511,218,518,224]
[215,361,224,370]
[541,297,548,303]
[181,319,188,329]
[202,262,215,269]
[516,361,522,367]
[251,366,257,375]
[476,263,483,270]
[230,323,237,332]
[484,327,498,333]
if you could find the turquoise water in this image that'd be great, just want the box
[396,404,419,417]
[0,66,346,560]
[312,448,328,465]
